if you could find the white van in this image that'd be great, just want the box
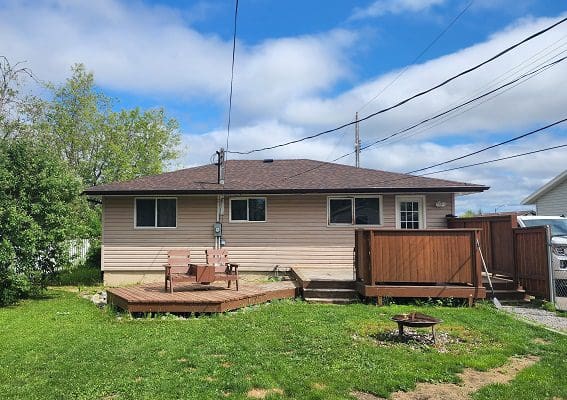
[517,215,567,310]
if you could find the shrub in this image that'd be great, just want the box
[0,139,84,305]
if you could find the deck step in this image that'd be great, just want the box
[303,288,359,300]
[304,297,359,304]
[488,289,527,301]
[302,280,356,290]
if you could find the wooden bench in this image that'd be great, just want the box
[164,249,239,293]
[206,248,239,291]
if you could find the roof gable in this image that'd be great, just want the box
[522,170,567,204]
[83,159,488,195]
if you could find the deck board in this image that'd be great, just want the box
[107,281,298,313]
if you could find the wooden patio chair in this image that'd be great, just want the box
[206,248,239,290]
[164,249,194,293]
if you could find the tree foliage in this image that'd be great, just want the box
[0,139,84,305]
[0,60,182,304]
[44,64,181,187]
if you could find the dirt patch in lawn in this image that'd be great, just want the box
[351,355,539,400]
[247,388,284,398]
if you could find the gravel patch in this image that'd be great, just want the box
[502,305,567,332]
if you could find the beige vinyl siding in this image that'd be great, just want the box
[101,192,454,284]
[535,180,567,215]
[425,193,455,228]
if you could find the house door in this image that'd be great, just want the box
[396,196,425,229]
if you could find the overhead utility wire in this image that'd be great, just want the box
[357,0,475,113]
[317,0,474,170]
[228,16,567,155]
[360,55,567,151]
[225,0,239,154]
[417,143,567,176]
[390,38,567,145]
[406,117,567,174]
[346,121,567,187]
[282,55,566,181]
[380,49,567,147]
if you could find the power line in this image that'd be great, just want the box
[228,16,567,155]
[322,1,475,170]
[225,0,239,154]
[418,143,567,176]
[282,54,566,181]
[360,54,567,151]
[357,0,475,113]
[407,117,567,174]
[377,51,567,148]
[379,39,567,148]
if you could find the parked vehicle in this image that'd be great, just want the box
[517,215,567,310]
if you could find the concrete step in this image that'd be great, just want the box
[303,288,359,299]
[304,297,360,304]
[302,280,356,290]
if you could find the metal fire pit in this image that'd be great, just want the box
[391,312,443,343]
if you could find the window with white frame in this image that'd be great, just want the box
[135,198,177,228]
[230,197,266,222]
[328,196,381,225]
[396,196,425,229]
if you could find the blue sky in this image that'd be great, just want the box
[1,0,566,213]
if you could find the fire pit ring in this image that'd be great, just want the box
[391,312,443,343]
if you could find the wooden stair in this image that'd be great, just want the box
[291,267,360,304]
[484,275,527,302]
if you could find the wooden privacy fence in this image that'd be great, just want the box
[447,215,516,277]
[447,215,551,300]
[514,227,550,299]
[355,229,485,303]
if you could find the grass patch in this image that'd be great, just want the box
[49,264,102,287]
[0,292,566,399]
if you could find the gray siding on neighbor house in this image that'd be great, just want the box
[536,179,567,215]
[101,192,454,284]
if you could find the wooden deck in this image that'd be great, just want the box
[107,281,298,313]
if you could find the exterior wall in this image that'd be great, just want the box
[102,192,454,285]
[535,180,567,215]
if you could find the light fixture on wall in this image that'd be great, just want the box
[435,201,447,208]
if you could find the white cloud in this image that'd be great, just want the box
[350,0,446,20]
[1,1,566,213]
[0,0,355,107]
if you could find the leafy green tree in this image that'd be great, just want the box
[45,64,181,187]
[0,56,44,140]
[0,138,84,305]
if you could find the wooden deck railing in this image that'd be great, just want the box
[355,229,482,288]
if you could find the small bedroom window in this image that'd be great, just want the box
[230,197,266,222]
[328,196,382,226]
[135,198,177,228]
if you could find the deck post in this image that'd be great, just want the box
[473,230,482,290]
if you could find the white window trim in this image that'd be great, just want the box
[229,197,267,223]
[395,195,426,229]
[134,197,177,229]
[327,195,383,227]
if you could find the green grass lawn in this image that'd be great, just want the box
[0,291,566,400]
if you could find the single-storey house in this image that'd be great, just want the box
[84,159,488,285]
[522,170,567,216]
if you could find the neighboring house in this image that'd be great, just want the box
[84,159,488,285]
[522,170,567,216]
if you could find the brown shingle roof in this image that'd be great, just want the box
[83,159,489,195]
